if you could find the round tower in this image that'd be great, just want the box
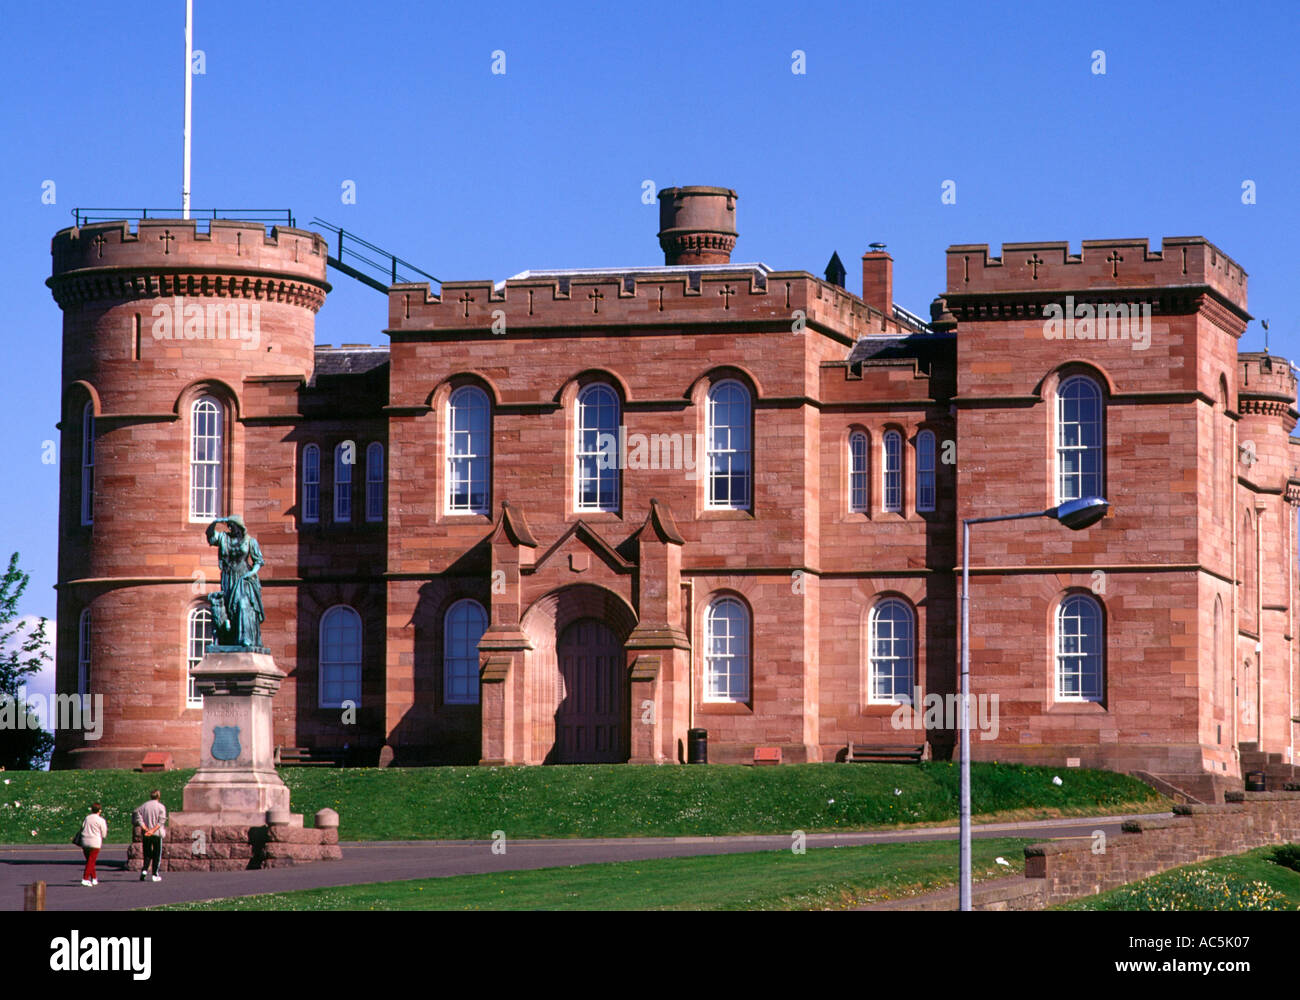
[656,186,738,266]
[47,218,329,768]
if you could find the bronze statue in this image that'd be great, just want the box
[205,516,265,650]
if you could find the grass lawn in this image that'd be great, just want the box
[1058,846,1300,910]
[0,762,1167,844]
[154,836,1037,910]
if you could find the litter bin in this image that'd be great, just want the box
[687,728,708,764]
[1245,770,1266,792]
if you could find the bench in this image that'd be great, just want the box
[752,747,782,766]
[845,742,926,764]
[275,746,349,767]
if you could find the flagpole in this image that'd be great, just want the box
[182,0,192,219]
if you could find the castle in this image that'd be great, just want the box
[47,187,1300,799]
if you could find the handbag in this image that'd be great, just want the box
[71,829,84,848]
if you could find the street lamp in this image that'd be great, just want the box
[959,495,1110,910]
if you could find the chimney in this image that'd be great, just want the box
[861,246,893,316]
[657,186,737,266]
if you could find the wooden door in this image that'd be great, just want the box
[554,619,627,763]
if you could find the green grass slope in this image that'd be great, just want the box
[0,761,1166,844]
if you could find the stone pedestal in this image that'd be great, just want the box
[159,649,341,869]
[176,650,291,826]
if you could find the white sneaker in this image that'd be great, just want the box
[151,875,161,882]
[91,879,98,885]
[81,879,92,886]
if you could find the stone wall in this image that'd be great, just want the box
[1018,791,1300,908]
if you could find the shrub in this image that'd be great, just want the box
[1269,843,1300,873]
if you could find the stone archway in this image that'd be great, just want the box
[518,584,637,765]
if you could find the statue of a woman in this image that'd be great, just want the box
[205,516,266,650]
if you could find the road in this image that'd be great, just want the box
[0,812,1165,911]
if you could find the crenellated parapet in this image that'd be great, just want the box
[48,219,330,312]
[387,268,916,342]
[1238,353,1299,432]
[945,237,1249,319]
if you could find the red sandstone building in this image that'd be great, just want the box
[48,188,1300,799]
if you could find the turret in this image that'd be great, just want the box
[48,216,329,768]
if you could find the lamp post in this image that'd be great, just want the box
[959,495,1110,910]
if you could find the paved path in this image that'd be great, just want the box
[0,812,1167,911]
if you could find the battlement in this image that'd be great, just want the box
[1239,353,1299,406]
[945,237,1248,314]
[50,218,330,286]
[387,267,915,341]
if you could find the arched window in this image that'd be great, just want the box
[704,597,750,702]
[77,608,92,697]
[916,430,936,513]
[366,442,384,522]
[302,444,320,523]
[1056,376,1103,504]
[869,598,914,704]
[334,442,353,522]
[1056,593,1103,702]
[189,396,223,520]
[706,380,751,510]
[575,384,620,512]
[882,430,903,513]
[319,606,362,708]
[80,402,94,526]
[444,599,488,705]
[848,431,868,513]
[186,607,213,708]
[447,386,491,514]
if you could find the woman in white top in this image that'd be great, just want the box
[79,803,107,886]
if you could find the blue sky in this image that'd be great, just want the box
[1,0,1297,636]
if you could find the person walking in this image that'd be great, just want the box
[79,803,107,886]
[132,789,168,882]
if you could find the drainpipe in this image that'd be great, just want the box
[1289,503,1295,765]
[684,579,695,734]
[1257,505,1264,752]
[1232,420,1239,766]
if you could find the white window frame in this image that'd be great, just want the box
[704,597,750,703]
[706,380,752,511]
[916,430,936,513]
[1056,375,1103,504]
[575,384,620,513]
[882,430,903,513]
[366,442,384,522]
[1055,593,1103,702]
[447,386,491,515]
[81,402,94,526]
[334,442,353,523]
[444,599,487,705]
[77,608,92,697]
[189,396,223,521]
[302,444,320,523]
[868,598,914,704]
[186,607,213,708]
[319,605,362,709]
[848,431,868,513]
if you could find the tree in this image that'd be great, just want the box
[0,552,55,769]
